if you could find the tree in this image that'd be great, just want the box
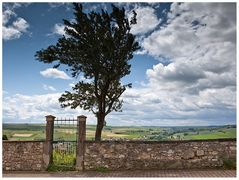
[35,3,140,141]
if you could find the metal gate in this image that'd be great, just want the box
[52,118,78,169]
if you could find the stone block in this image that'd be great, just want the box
[119,154,125,158]
[140,153,150,159]
[168,149,174,154]
[190,159,201,163]
[196,150,204,156]
[183,150,195,159]
[211,151,218,155]
[230,146,236,151]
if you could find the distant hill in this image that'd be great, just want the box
[2,123,236,141]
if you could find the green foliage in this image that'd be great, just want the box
[222,158,236,170]
[2,134,8,140]
[53,150,76,166]
[47,164,75,172]
[35,3,140,141]
[47,150,76,172]
[95,166,110,173]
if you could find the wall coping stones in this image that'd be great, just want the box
[3,140,45,143]
[85,138,236,144]
[3,138,235,144]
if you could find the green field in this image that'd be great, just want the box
[2,124,236,141]
[183,128,236,140]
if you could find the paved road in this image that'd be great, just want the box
[3,169,236,177]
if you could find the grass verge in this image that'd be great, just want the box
[95,166,110,173]
[47,164,75,172]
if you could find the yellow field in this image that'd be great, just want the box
[13,133,33,137]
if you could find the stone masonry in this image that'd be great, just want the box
[84,139,236,170]
[2,138,236,171]
[3,141,44,171]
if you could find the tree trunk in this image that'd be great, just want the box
[95,113,105,141]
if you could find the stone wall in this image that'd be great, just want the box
[2,139,236,171]
[3,141,45,171]
[85,139,236,170]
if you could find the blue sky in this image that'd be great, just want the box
[2,2,236,126]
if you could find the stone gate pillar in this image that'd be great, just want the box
[43,115,55,169]
[76,115,87,171]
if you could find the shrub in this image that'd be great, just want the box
[53,150,76,166]
[2,135,8,140]
[223,158,236,170]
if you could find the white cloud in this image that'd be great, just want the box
[2,4,30,40]
[2,26,22,40]
[134,49,147,55]
[142,3,236,91]
[69,83,75,88]
[48,3,72,11]
[147,62,206,84]
[109,2,236,126]
[43,84,56,91]
[143,3,236,58]
[50,23,76,37]
[48,3,64,9]
[129,6,160,35]
[40,68,71,80]
[2,85,236,126]
[109,85,236,126]
[3,93,95,124]
[2,9,16,25]
[12,17,29,32]
[52,23,65,36]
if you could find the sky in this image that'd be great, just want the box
[2,2,236,126]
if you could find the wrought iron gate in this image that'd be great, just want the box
[52,118,78,169]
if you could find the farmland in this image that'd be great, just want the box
[2,124,236,141]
